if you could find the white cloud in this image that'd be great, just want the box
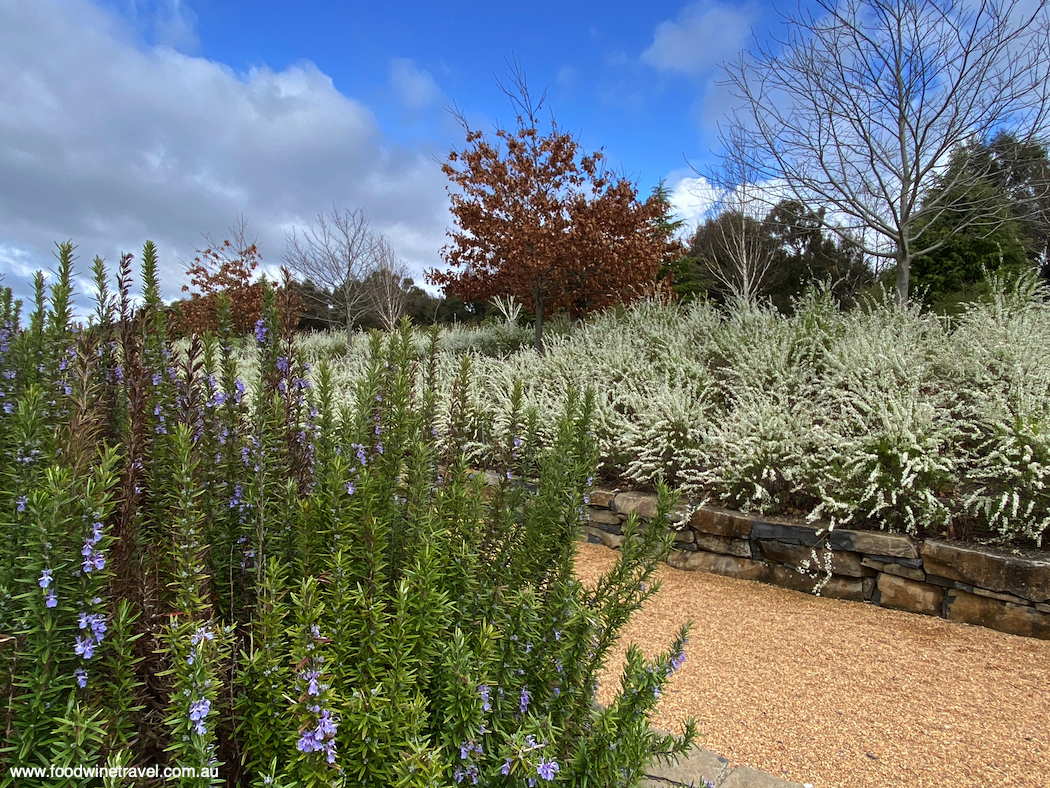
[666,171,799,233]
[389,58,443,110]
[556,66,578,90]
[642,1,757,76]
[0,0,450,310]
[0,243,42,281]
[114,0,201,52]
[667,174,719,233]
[150,0,199,51]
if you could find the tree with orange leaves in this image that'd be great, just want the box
[427,69,681,351]
[175,217,301,337]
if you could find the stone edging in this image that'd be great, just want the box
[644,745,810,788]
[583,490,1050,641]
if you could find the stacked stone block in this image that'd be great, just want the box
[582,490,1050,640]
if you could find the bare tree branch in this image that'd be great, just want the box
[282,206,381,346]
[366,237,410,332]
[700,129,783,304]
[722,0,1050,304]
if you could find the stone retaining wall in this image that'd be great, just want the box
[583,489,1050,640]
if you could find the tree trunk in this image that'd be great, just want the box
[895,249,910,307]
[533,288,544,354]
[346,304,354,352]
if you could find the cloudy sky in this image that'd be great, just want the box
[0,0,780,312]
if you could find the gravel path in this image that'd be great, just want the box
[574,542,1050,788]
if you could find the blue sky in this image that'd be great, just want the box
[0,0,778,310]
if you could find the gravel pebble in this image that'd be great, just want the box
[575,542,1050,788]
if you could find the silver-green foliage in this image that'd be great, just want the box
[295,277,1050,544]
[192,274,1050,544]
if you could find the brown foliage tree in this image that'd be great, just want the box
[173,218,299,336]
[175,218,264,336]
[427,70,681,351]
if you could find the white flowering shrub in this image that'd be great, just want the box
[964,407,1050,545]
[808,396,956,534]
[802,298,959,534]
[178,276,1050,546]
[950,274,1050,545]
[680,389,819,513]
[618,377,713,488]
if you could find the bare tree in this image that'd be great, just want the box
[723,0,1050,304]
[283,207,381,346]
[366,237,411,331]
[698,130,783,304]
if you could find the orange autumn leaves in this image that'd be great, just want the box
[428,96,680,346]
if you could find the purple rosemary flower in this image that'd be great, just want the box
[519,688,530,714]
[668,650,686,674]
[501,759,512,775]
[479,684,491,712]
[74,636,96,659]
[189,698,211,735]
[45,590,57,608]
[82,548,105,573]
[453,765,479,785]
[78,612,107,642]
[536,759,559,781]
[345,481,355,495]
[74,668,87,688]
[296,708,339,762]
[254,319,268,343]
[304,669,321,696]
[38,569,53,588]
[316,708,337,738]
[16,496,26,512]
